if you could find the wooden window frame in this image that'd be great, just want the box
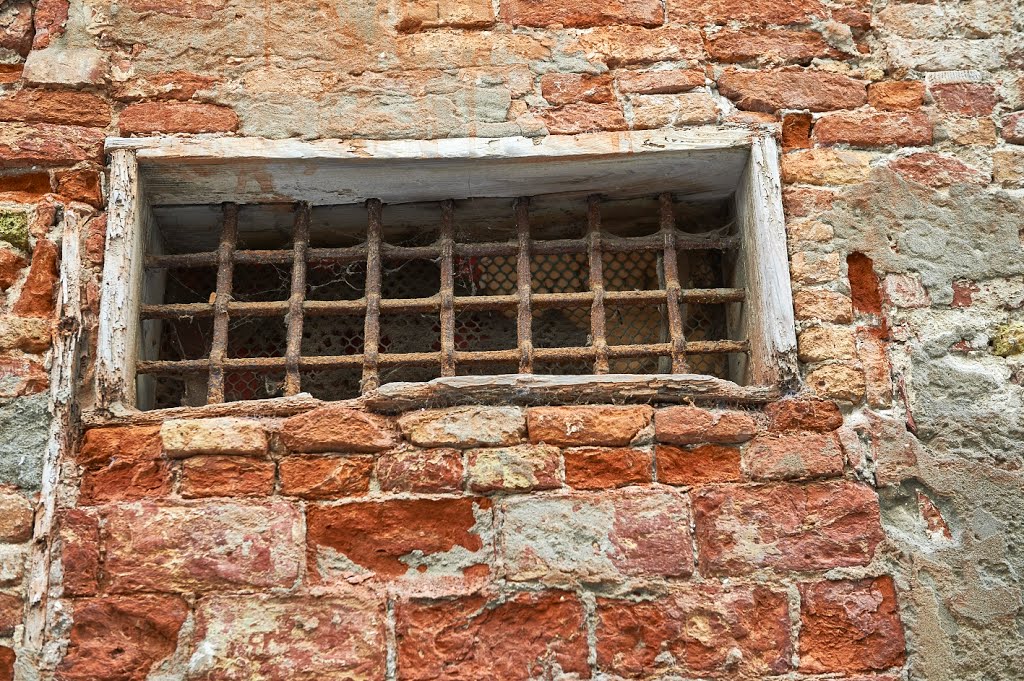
[94,128,797,417]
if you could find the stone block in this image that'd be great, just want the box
[397,406,524,448]
[161,418,268,457]
[466,444,561,493]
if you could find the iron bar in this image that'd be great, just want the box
[361,199,383,392]
[439,200,457,376]
[586,195,610,374]
[659,192,688,373]
[206,203,238,404]
[283,203,310,396]
[514,198,533,373]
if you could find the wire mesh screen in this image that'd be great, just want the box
[140,193,746,408]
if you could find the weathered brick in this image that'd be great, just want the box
[782,111,812,150]
[783,186,836,216]
[597,586,792,677]
[22,47,106,87]
[395,591,588,681]
[883,273,931,309]
[868,81,925,111]
[743,432,844,481]
[0,354,48,398]
[31,0,69,49]
[397,406,524,448]
[180,456,275,498]
[573,26,705,67]
[671,0,823,24]
[60,509,100,596]
[693,480,884,574]
[0,647,10,681]
[889,152,987,188]
[77,426,171,504]
[467,444,561,493]
[190,593,386,680]
[0,545,25,587]
[857,327,893,408]
[655,406,757,445]
[118,102,239,135]
[807,363,867,403]
[0,593,20,637]
[54,167,103,206]
[0,488,32,542]
[12,238,58,317]
[502,0,662,28]
[103,501,303,592]
[706,28,837,64]
[615,69,704,95]
[500,487,692,583]
[110,71,221,102]
[793,289,854,323]
[766,398,843,432]
[564,447,652,489]
[278,455,373,499]
[847,251,882,316]
[657,444,741,485]
[782,149,875,186]
[790,251,842,286]
[994,149,1024,187]
[0,248,26,291]
[629,92,721,128]
[396,0,493,32]
[799,577,906,673]
[536,102,628,135]
[1003,111,1024,144]
[281,405,398,453]
[0,123,104,167]
[307,498,492,581]
[56,595,188,681]
[718,69,866,113]
[528,405,652,446]
[161,417,268,457]
[375,447,463,493]
[0,90,111,128]
[0,0,33,57]
[813,111,932,147]
[541,73,614,105]
[930,82,997,117]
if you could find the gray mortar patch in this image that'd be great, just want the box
[0,393,50,491]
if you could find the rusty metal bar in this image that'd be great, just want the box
[439,200,457,376]
[659,193,688,373]
[206,203,238,404]
[361,199,383,392]
[283,203,310,396]
[586,195,610,374]
[514,198,533,373]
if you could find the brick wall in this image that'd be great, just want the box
[1,0,1022,678]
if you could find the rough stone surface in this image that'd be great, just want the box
[22,47,106,86]
[161,418,268,457]
[281,406,398,453]
[397,406,524,448]
[0,393,48,490]
[500,487,692,583]
[0,488,32,542]
[501,0,661,28]
[466,444,561,493]
[375,447,463,493]
[12,238,58,317]
[527,406,652,446]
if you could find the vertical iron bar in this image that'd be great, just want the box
[439,200,457,377]
[283,202,310,396]
[659,192,688,373]
[207,202,238,404]
[587,195,610,374]
[514,198,533,373]
[362,199,383,392]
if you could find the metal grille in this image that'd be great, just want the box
[140,193,747,407]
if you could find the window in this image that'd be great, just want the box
[96,130,797,413]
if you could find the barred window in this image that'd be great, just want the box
[96,131,797,413]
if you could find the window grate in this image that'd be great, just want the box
[138,192,748,406]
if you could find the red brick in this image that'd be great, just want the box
[77,426,171,504]
[573,26,705,67]
[180,456,275,498]
[718,69,866,113]
[615,69,704,95]
[0,593,20,637]
[743,432,844,481]
[500,487,692,582]
[375,447,463,493]
[124,0,225,19]
[0,0,32,56]
[671,0,824,24]
[868,81,924,111]
[693,480,884,574]
[56,595,189,681]
[793,289,854,323]
[1004,111,1024,144]
[528,405,652,446]
[281,405,397,453]
[847,252,882,316]
[0,488,32,542]
[564,447,652,489]
[706,28,838,64]
[597,586,792,677]
[0,354,48,397]
[888,152,987,188]
[0,123,104,167]
[0,172,51,197]
[800,577,906,673]
[396,591,588,681]
[783,186,835,217]
[536,102,628,135]
[192,593,386,680]
[60,509,100,596]
[466,444,560,493]
[111,71,221,102]
[782,111,812,150]
[655,406,757,445]
[0,90,111,127]
[0,647,10,681]
[814,110,932,147]
[657,444,742,485]
[930,82,997,117]
[118,102,238,136]
[12,238,58,317]
[502,0,661,28]
[541,73,614,105]
[766,398,843,432]
[84,214,106,265]
[54,167,102,206]
[858,327,893,409]
[278,455,373,499]
[396,0,494,32]
[102,501,303,592]
[307,498,492,581]
[31,0,69,49]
